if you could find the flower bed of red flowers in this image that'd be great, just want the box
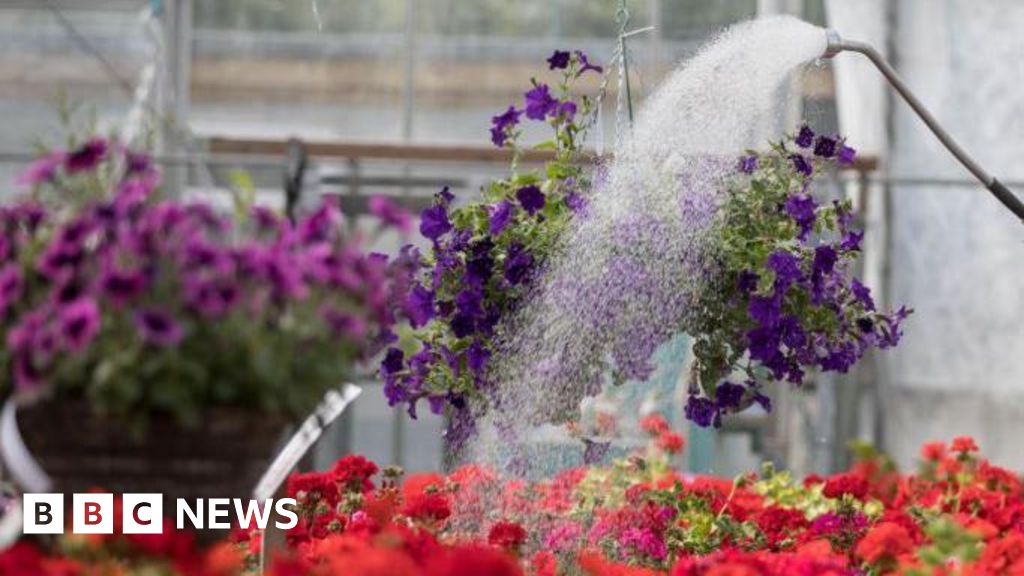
[5,430,1024,575]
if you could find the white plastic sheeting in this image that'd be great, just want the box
[832,0,1024,469]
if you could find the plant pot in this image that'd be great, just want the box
[16,399,291,504]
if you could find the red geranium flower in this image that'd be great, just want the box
[287,470,340,505]
[754,506,808,548]
[0,542,45,574]
[532,550,559,576]
[803,474,824,488]
[951,436,979,455]
[402,472,445,502]
[488,520,528,551]
[426,544,522,576]
[580,551,662,576]
[402,492,451,524]
[855,522,913,565]
[656,432,686,455]
[640,413,670,436]
[822,473,869,501]
[970,532,1024,575]
[333,454,379,492]
[920,441,946,462]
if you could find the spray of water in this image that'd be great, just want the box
[467,17,828,475]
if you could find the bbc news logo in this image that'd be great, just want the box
[22,494,298,534]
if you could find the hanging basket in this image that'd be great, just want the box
[14,399,291,503]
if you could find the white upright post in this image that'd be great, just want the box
[157,0,192,198]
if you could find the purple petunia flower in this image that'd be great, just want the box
[188,277,241,318]
[850,278,876,311]
[813,245,838,277]
[516,185,545,215]
[737,270,759,294]
[489,200,514,235]
[841,230,864,252]
[369,195,412,235]
[99,266,146,306]
[574,50,603,76]
[11,202,46,232]
[715,381,746,410]
[504,242,534,285]
[383,375,407,408]
[784,193,817,240]
[12,350,42,391]
[134,308,183,347]
[813,135,837,158]
[59,297,101,352]
[747,325,782,365]
[752,387,772,411]
[795,125,815,148]
[64,138,108,174]
[838,144,857,165]
[449,313,475,338]
[419,204,452,241]
[766,249,803,290]
[582,438,612,465]
[547,50,571,70]
[0,265,23,314]
[250,205,282,232]
[748,295,782,328]
[381,348,405,375]
[777,314,807,349]
[404,284,435,328]
[322,307,367,339]
[685,396,719,428]
[183,238,232,274]
[738,155,758,174]
[17,151,65,186]
[490,106,522,148]
[124,150,152,175]
[114,174,158,217]
[464,240,494,286]
[455,286,483,320]
[52,277,85,305]
[466,339,490,375]
[556,101,577,121]
[524,84,559,120]
[565,191,587,214]
[789,153,813,177]
[877,306,911,348]
[438,186,454,205]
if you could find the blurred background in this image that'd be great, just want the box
[0,0,1020,478]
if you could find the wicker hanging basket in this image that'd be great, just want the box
[15,399,291,503]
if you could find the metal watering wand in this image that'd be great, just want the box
[823,29,1024,224]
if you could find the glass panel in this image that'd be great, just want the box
[0,6,149,195]
[192,1,405,142]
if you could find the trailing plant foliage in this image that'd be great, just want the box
[1,136,414,427]
[380,50,602,444]
[684,127,910,427]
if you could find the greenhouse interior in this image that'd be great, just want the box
[0,0,1022,574]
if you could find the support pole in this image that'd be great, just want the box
[157,0,192,198]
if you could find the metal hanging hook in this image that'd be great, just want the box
[614,0,654,128]
[617,1,635,125]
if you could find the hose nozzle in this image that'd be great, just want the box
[823,28,844,58]
[820,28,1024,223]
